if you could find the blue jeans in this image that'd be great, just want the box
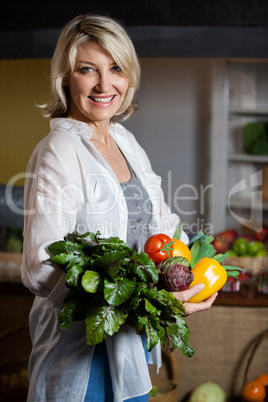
[84,335,149,402]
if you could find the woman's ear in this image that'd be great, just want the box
[63,78,68,86]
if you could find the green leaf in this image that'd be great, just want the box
[213,252,230,263]
[187,231,206,247]
[82,270,103,293]
[159,314,195,357]
[157,289,186,315]
[223,265,243,278]
[49,252,82,267]
[104,277,136,306]
[130,252,158,283]
[139,314,160,352]
[98,236,128,249]
[65,264,85,287]
[84,305,127,345]
[144,299,158,315]
[92,250,130,278]
[48,239,85,256]
[57,298,80,329]
[173,221,184,240]
[190,233,216,267]
[223,265,243,271]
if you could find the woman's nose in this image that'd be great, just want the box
[95,71,112,93]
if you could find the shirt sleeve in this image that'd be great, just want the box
[21,135,82,299]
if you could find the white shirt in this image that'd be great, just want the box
[22,118,188,401]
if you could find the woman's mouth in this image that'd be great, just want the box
[89,95,115,103]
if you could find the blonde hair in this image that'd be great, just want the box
[40,14,141,122]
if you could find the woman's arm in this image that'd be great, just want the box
[21,135,81,299]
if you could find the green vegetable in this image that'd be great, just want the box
[149,385,160,397]
[47,231,194,356]
[188,232,217,267]
[188,231,241,279]
[243,121,268,156]
[188,381,226,402]
[158,256,191,273]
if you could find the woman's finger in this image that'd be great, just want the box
[173,283,205,303]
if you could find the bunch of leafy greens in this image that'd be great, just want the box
[47,231,194,357]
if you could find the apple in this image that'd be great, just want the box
[254,227,268,242]
[212,235,230,253]
[219,229,238,243]
[212,229,238,253]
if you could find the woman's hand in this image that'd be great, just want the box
[173,283,218,315]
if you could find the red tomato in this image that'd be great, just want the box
[144,234,173,264]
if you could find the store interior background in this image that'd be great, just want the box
[1,1,268,401]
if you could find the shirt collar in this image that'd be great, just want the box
[50,117,128,145]
[50,118,93,139]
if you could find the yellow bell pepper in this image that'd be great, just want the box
[188,257,227,303]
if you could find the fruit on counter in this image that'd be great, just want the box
[242,379,266,401]
[248,240,265,256]
[241,234,255,243]
[255,374,268,401]
[233,237,250,256]
[255,374,268,388]
[228,237,268,257]
[187,381,226,402]
[218,228,238,243]
[212,229,238,253]
[211,235,229,253]
[254,226,268,242]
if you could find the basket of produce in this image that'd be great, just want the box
[223,256,268,275]
[149,347,179,401]
[212,228,268,275]
[0,324,29,401]
[240,328,268,402]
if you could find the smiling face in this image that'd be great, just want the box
[66,40,130,126]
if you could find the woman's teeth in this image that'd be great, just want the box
[90,96,114,103]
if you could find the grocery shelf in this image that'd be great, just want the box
[228,153,268,163]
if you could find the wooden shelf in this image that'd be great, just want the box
[228,153,268,163]
[227,197,268,210]
[215,291,268,307]
[228,108,268,117]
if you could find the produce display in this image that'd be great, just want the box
[212,226,268,295]
[241,373,268,401]
[212,227,268,257]
[47,224,240,355]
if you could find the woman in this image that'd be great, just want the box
[21,14,217,402]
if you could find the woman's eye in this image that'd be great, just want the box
[112,65,122,73]
[80,66,94,73]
